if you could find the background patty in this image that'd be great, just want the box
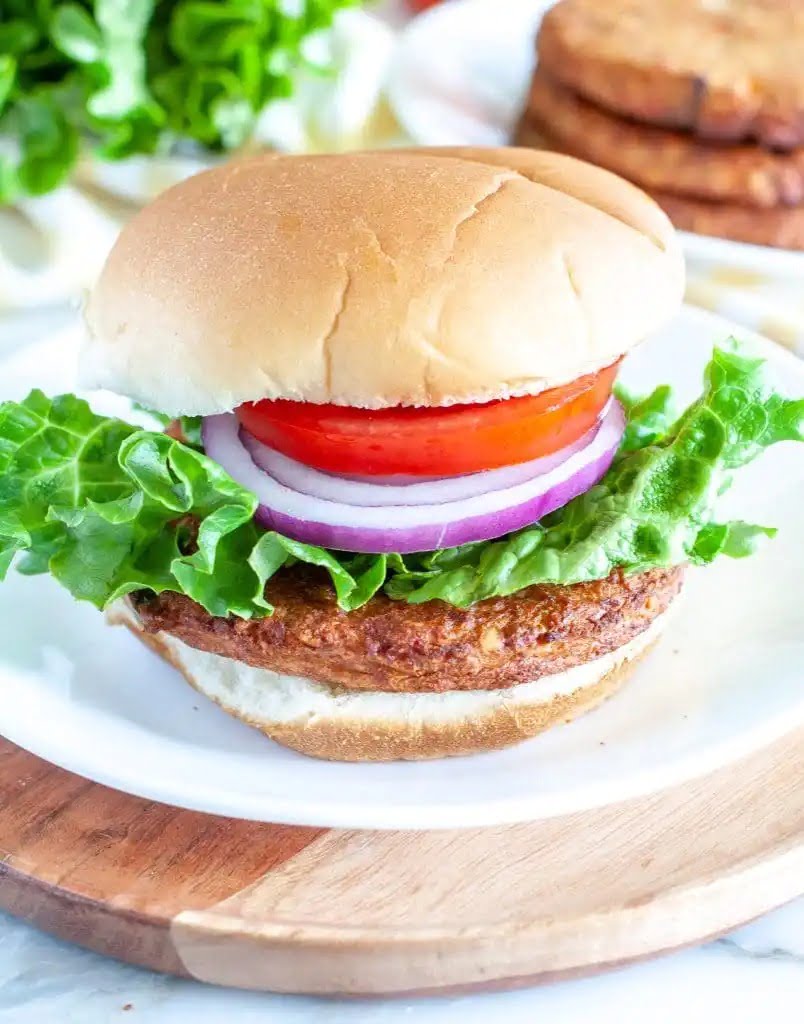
[524,70,804,209]
[131,567,683,694]
[537,0,804,149]
[645,190,804,251]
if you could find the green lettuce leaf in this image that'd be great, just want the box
[0,0,359,203]
[132,405,204,448]
[1,345,802,616]
[0,390,386,616]
[386,345,804,606]
[615,382,676,452]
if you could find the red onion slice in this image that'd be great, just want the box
[239,411,606,507]
[201,402,625,554]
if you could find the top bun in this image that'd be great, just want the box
[83,148,684,414]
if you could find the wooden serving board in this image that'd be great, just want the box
[1,731,803,996]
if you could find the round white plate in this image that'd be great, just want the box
[388,0,804,278]
[1,307,803,829]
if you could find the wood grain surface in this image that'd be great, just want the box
[0,730,802,995]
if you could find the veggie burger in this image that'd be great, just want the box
[2,148,802,761]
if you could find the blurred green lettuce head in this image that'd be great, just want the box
[0,0,359,203]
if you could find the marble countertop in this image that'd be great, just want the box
[2,901,804,1023]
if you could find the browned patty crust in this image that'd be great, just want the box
[537,0,804,149]
[131,566,683,694]
[514,117,804,250]
[648,189,804,251]
[523,70,804,209]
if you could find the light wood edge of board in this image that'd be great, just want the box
[169,838,804,995]
[169,727,804,994]
[0,726,802,996]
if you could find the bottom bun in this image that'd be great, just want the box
[110,599,674,761]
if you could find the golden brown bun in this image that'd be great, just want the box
[408,146,682,246]
[257,650,653,761]
[110,598,671,762]
[83,150,683,414]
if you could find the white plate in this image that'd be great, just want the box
[388,0,804,278]
[1,308,803,829]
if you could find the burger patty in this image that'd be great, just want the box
[130,566,683,694]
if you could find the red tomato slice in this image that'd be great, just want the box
[236,361,620,478]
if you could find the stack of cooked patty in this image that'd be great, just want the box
[516,0,804,250]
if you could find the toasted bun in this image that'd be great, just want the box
[83,149,684,414]
[110,599,671,761]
